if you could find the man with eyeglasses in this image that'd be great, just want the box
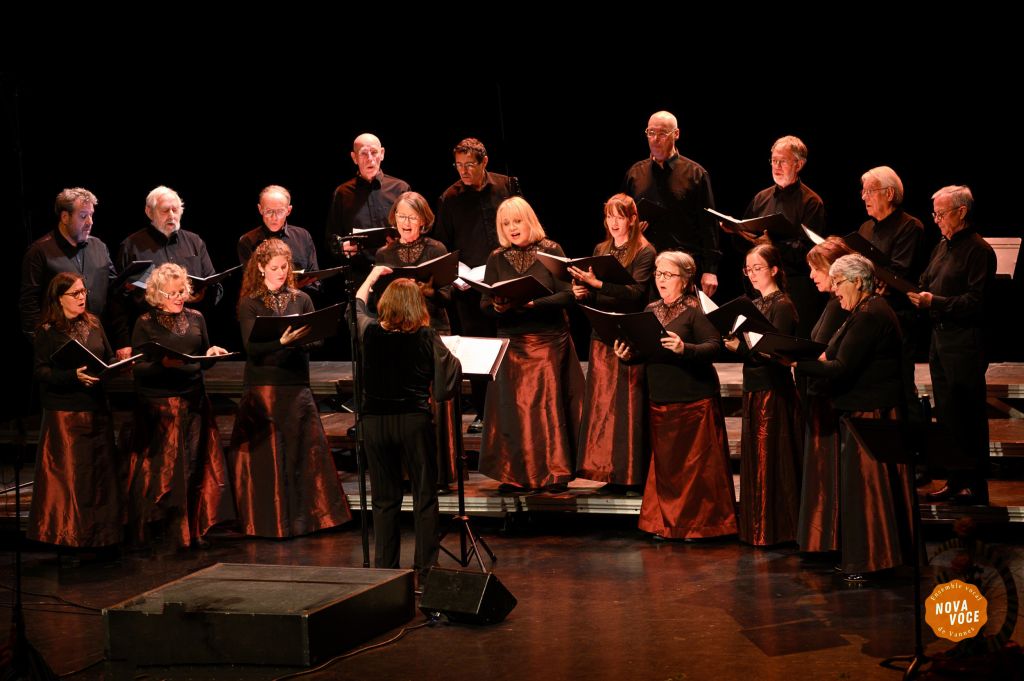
[238,185,319,289]
[741,136,826,338]
[20,187,115,339]
[325,133,410,264]
[434,138,521,433]
[110,186,221,358]
[623,111,719,296]
[909,185,996,506]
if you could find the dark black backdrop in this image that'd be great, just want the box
[4,71,1021,416]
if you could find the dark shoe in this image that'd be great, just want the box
[923,484,962,503]
[543,482,568,493]
[467,418,484,434]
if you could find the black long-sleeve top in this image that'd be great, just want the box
[623,154,719,273]
[479,239,574,335]
[434,172,520,268]
[237,223,319,273]
[743,179,826,277]
[857,208,927,314]
[34,319,112,411]
[918,227,996,329]
[374,237,452,333]
[131,308,210,399]
[796,295,903,412]
[736,290,798,393]
[355,299,461,415]
[112,226,221,347]
[238,289,317,386]
[799,296,849,397]
[627,297,721,404]
[325,171,409,248]
[578,242,656,312]
[20,231,115,336]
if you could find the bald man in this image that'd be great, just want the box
[325,133,410,263]
[624,111,719,296]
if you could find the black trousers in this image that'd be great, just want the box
[363,412,440,572]
[928,327,990,496]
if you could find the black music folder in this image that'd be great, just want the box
[463,275,552,303]
[580,305,668,356]
[135,341,240,367]
[535,252,636,285]
[841,232,921,294]
[741,330,827,362]
[701,294,776,336]
[377,251,459,287]
[114,260,154,290]
[188,265,243,290]
[51,339,141,379]
[294,266,347,288]
[247,303,344,345]
[440,335,510,380]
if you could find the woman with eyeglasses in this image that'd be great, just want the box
[795,254,914,584]
[724,244,802,547]
[374,192,459,493]
[230,238,351,538]
[29,272,123,553]
[795,237,853,555]
[478,196,585,493]
[127,262,234,549]
[614,251,736,540]
[571,193,655,494]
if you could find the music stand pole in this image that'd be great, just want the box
[844,416,928,679]
[439,373,495,571]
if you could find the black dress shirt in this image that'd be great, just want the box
[435,172,520,268]
[237,222,320,273]
[20,230,115,336]
[744,180,825,276]
[918,227,996,328]
[325,171,410,253]
[623,154,719,272]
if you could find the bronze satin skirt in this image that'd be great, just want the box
[230,385,351,538]
[796,396,840,552]
[28,410,122,548]
[639,398,737,539]
[738,386,804,546]
[480,329,585,489]
[840,408,915,573]
[126,394,235,547]
[575,338,648,485]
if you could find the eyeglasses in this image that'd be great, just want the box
[261,208,288,218]
[62,288,88,300]
[453,162,480,171]
[861,186,890,197]
[653,270,681,280]
[742,264,769,276]
[157,289,188,300]
[830,277,849,288]
[932,206,961,221]
[357,149,382,159]
[645,128,677,139]
[769,157,795,167]
[394,214,420,224]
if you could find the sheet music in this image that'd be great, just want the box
[454,262,487,291]
[441,335,506,378]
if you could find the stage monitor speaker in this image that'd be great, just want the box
[419,567,516,624]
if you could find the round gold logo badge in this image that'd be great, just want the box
[925,579,988,641]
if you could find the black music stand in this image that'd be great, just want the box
[842,415,929,680]
[437,336,509,571]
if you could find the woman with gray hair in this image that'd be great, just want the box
[126,263,235,549]
[614,250,736,540]
[795,254,914,583]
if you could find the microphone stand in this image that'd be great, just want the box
[330,236,371,569]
